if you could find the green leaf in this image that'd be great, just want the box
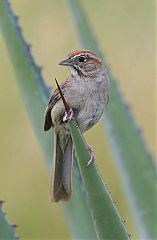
[68,120,129,239]
[68,0,156,238]
[0,201,18,240]
[0,0,96,238]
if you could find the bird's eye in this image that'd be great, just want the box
[78,56,85,62]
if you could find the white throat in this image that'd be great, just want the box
[69,66,79,77]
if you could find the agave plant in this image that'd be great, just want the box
[0,0,155,239]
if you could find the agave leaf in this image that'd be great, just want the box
[0,201,18,240]
[68,0,156,238]
[68,120,129,239]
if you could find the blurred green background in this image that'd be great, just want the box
[0,0,155,239]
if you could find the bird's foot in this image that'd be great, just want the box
[86,144,96,167]
[63,108,74,122]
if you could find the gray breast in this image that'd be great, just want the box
[65,73,108,132]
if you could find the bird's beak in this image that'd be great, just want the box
[59,58,73,66]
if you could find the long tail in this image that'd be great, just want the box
[51,129,73,202]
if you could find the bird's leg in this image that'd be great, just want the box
[63,108,74,122]
[86,144,96,167]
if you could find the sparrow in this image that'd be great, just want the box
[44,50,109,202]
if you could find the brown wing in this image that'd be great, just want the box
[44,88,61,131]
[44,80,68,131]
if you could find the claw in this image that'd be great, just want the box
[63,108,74,122]
[86,144,96,166]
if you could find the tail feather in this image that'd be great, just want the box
[63,137,73,194]
[51,129,73,202]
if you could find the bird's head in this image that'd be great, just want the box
[59,50,104,77]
